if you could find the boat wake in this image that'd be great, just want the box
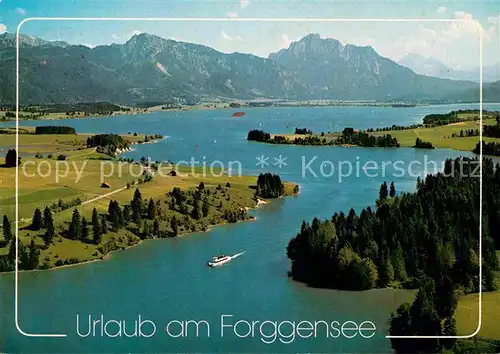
[230,252,245,260]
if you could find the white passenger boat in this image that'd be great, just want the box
[207,255,232,267]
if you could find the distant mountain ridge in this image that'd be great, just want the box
[269,34,477,102]
[0,32,488,105]
[450,80,500,103]
[0,33,70,49]
[398,53,500,83]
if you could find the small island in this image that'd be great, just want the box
[248,109,500,157]
[247,127,400,148]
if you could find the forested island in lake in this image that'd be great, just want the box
[249,110,500,155]
[247,128,400,147]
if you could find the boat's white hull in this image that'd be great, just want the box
[208,257,232,267]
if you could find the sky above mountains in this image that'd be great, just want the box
[0,0,498,69]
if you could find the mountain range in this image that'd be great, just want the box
[398,53,500,83]
[0,32,493,106]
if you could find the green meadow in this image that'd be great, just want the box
[270,111,500,153]
[370,118,498,151]
[455,291,500,339]
[0,130,297,269]
[454,251,500,340]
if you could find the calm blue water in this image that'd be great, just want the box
[0,104,495,353]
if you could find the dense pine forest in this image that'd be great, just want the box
[366,123,423,132]
[287,157,498,291]
[34,126,76,135]
[294,127,313,135]
[474,141,500,156]
[248,128,400,147]
[247,130,272,142]
[413,138,435,149]
[256,173,285,198]
[247,129,332,146]
[86,134,130,150]
[335,128,400,147]
[452,129,480,138]
[0,171,297,272]
[0,183,253,272]
[287,157,500,352]
[86,133,133,156]
[472,117,500,156]
[483,117,500,138]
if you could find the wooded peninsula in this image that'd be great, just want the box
[248,110,500,156]
[0,126,298,272]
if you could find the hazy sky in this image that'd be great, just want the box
[0,0,499,69]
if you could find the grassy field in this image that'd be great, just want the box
[0,130,165,220]
[384,285,500,340]
[0,129,298,270]
[370,118,498,151]
[454,251,500,339]
[270,112,500,153]
[0,158,135,219]
[0,156,297,268]
[0,128,149,154]
[455,291,500,339]
[0,154,293,221]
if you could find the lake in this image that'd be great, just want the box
[0,103,497,352]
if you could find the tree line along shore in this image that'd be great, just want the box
[0,173,296,272]
[0,100,425,121]
[248,110,500,156]
[285,156,500,352]
[245,109,500,352]
[0,126,299,271]
[0,126,163,160]
[285,155,500,352]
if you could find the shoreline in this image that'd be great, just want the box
[6,101,500,123]
[252,140,492,157]
[2,195,286,274]
[1,108,153,122]
[251,139,363,149]
[115,136,166,155]
[253,132,494,156]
